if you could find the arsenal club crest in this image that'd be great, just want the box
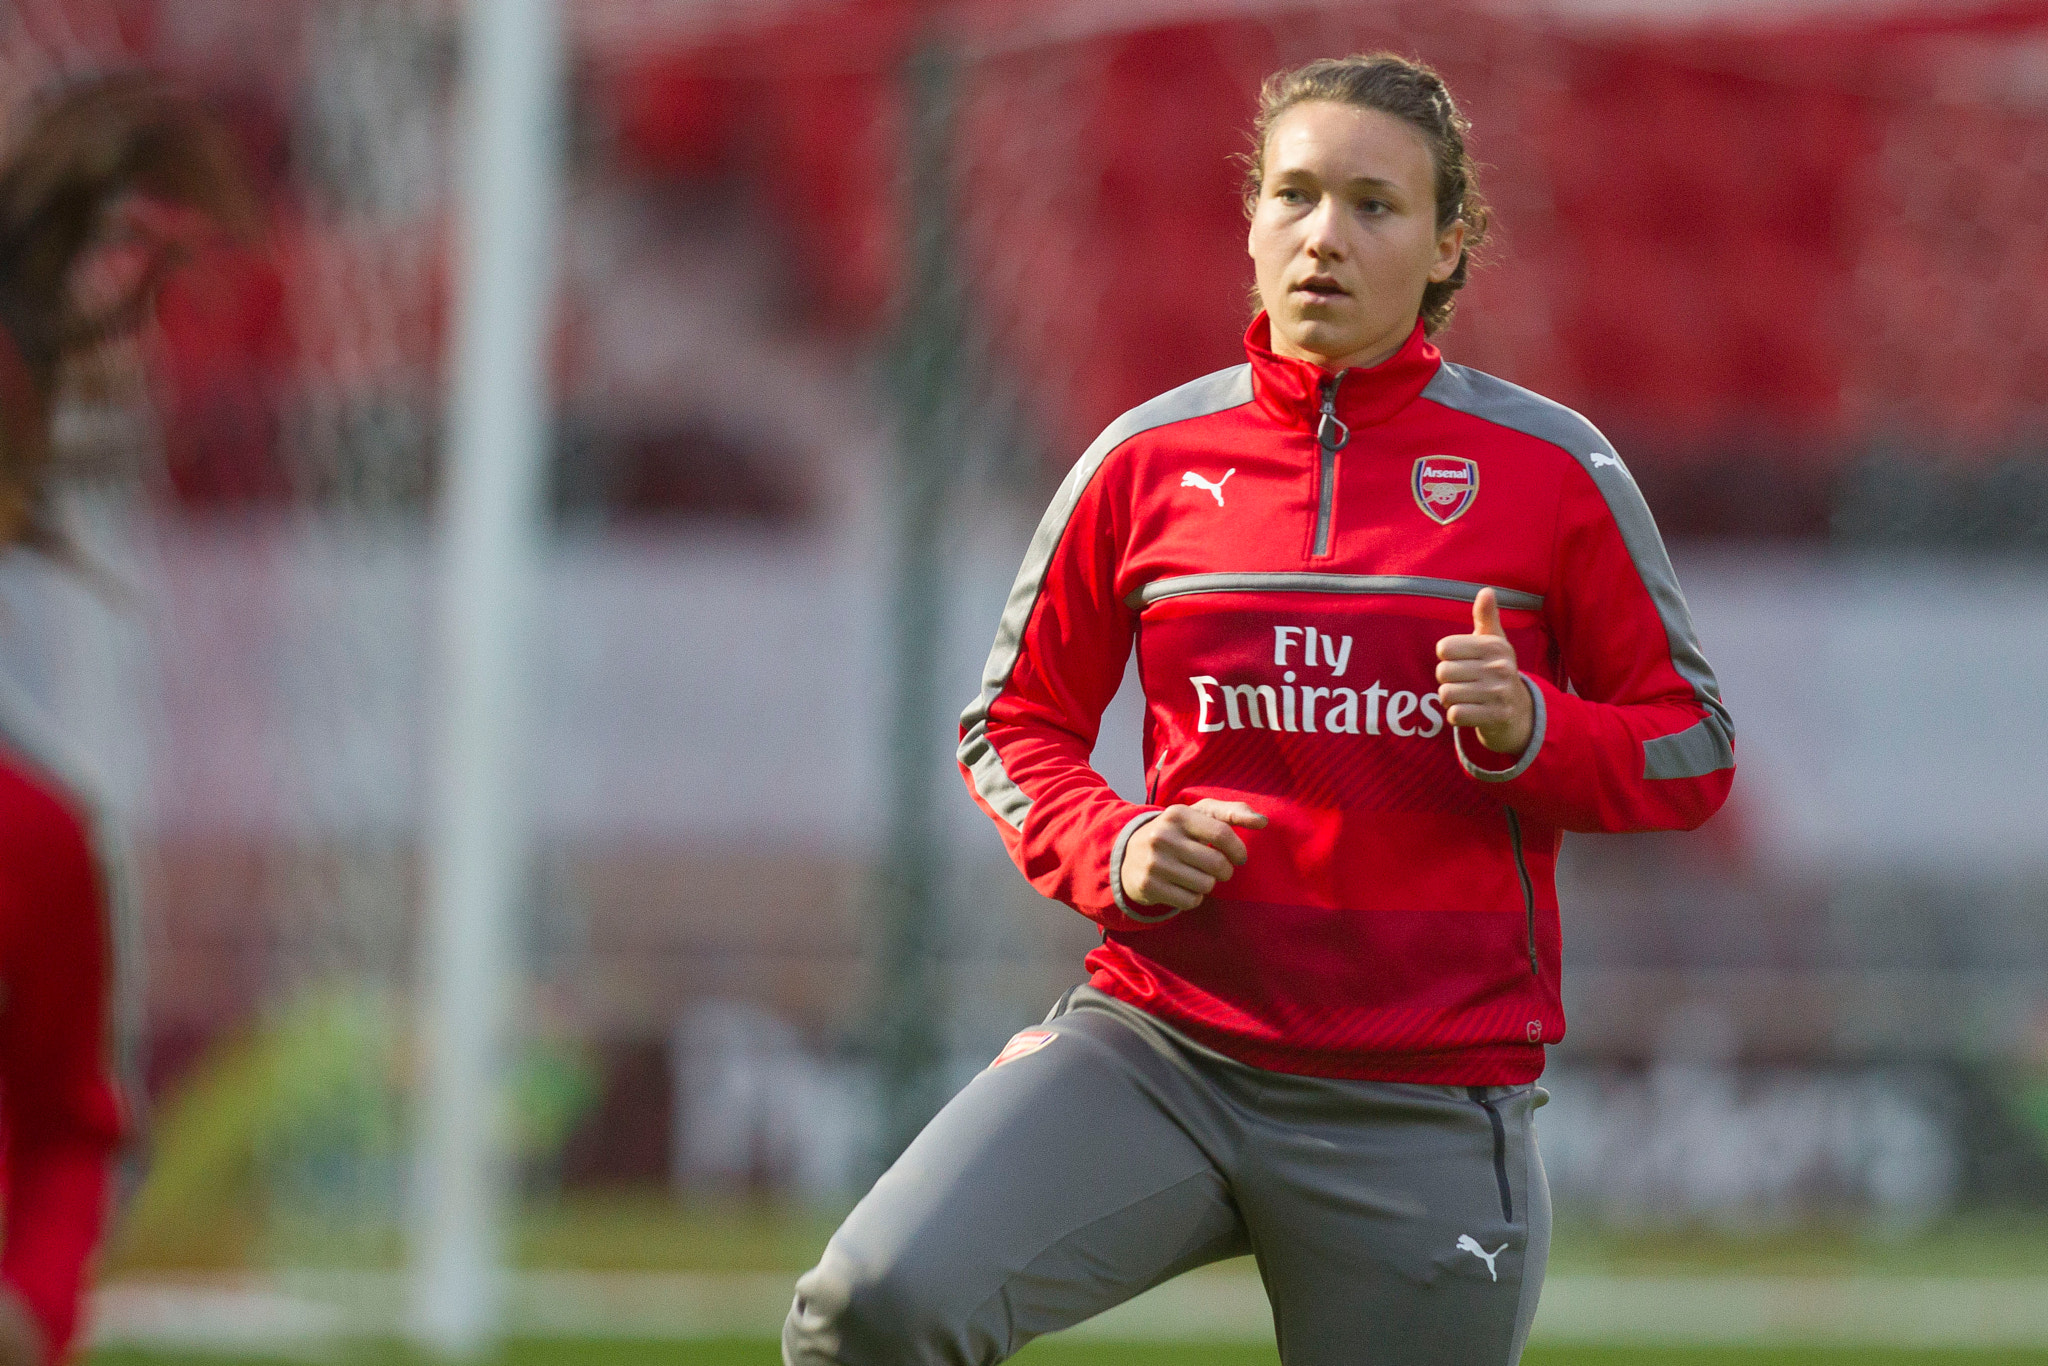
[1413,456,1480,524]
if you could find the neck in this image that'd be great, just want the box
[1268,323,1413,374]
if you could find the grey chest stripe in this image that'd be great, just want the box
[958,364,1256,830]
[1421,364,1735,781]
[1130,571,1542,612]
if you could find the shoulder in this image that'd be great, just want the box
[0,749,90,846]
[0,745,98,903]
[1421,362,1626,486]
[1076,364,1255,477]
[0,751,108,1010]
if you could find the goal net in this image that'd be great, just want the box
[3,0,2045,1310]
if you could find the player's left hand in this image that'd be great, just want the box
[0,1287,43,1366]
[1435,587,1534,756]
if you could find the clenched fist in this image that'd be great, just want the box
[1435,587,1534,757]
[1120,798,1268,913]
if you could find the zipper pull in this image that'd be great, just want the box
[1317,375,1350,453]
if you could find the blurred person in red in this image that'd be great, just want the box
[0,76,246,1366]
[789,53,1734,1365]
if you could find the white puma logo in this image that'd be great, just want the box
[1180,468,1235,506]
[1589,451,1623,471]
[1457,1234,1507,1281]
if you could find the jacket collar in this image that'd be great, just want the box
[1244,312,1441,431]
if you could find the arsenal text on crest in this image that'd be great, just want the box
[1412,456,1480,525]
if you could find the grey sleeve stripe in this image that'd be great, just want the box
[1456,672,1548,783]
[1131,571,1541,612]
[1110,810,1179,923]
[1643,715,1736,780]
[962,738,1032,828]
[1421,364,1735,778]
[958,364,1257,830]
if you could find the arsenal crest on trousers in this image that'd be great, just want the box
[1413,456,1479,524]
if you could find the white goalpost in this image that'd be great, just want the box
[412,0,565,1352]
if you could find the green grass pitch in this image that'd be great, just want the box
[87,1343,2048,1366]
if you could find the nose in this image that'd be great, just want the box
[1302,196,1345,261]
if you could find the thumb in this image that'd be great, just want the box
[1193,798,1269,829]
[1472,586,1503,638]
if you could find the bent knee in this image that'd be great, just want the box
[783,1245,996,1366]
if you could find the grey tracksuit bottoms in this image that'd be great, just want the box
[783,985,1550,1365]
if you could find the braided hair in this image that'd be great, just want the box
[1244,53,1490,336]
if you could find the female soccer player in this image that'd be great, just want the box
[786,53,1733,1365]
[0,75,246,1366]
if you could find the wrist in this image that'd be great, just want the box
[1109,809,1172,922]
[1481,680,1537,756]
[1458,675,1547,784]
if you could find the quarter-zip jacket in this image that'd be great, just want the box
[960,314,1734,1083]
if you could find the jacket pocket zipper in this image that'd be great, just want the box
[1312,373,1348,557]
[1505,809,1537,977]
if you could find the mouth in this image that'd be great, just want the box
[1291,276,1350,300]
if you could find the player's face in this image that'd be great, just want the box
[1248,101,1465,371]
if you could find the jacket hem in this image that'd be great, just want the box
[1085,972,1548,1084]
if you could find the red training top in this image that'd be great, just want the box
[960,314,1735,1083]
[0,729,126,1362]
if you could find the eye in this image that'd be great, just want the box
[1357,198,1391,215]
[1275,187,1309,205]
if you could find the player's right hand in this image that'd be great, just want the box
[1120,798,1267,912]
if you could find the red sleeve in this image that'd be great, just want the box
[958,450,1163,929]
[1,1150,107,1364]
[0,778,123,1364]
[1457,456,1735,832]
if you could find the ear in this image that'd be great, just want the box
[1429,218,1467,284]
